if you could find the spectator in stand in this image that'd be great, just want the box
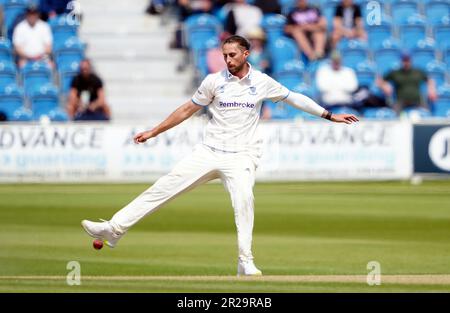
[223,0,263,37]
[316,50,358,109]
[67,59,111,121]
[246,27,269,73]
[254,0,281,14]
[12,5,53,68]
[178,0,213,21]
[170,0,213,49]
[331,0,367,48]
[39,0,73,21]
[376,53,437,113]
[285,0,327,61]
[207,45,227,73]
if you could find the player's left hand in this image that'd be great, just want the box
[133,130,153,144]
[331,114,359,124]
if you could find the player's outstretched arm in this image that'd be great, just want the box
[284,91,359,124]
[134,100,202,144]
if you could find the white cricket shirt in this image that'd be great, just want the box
[192,64,290,153]
[13,20,53,58]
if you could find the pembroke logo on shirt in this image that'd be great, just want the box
[219,101,255,108]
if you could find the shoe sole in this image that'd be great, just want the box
[81,220,115,248]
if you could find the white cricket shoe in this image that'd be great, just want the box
[237,260,262,276]
[81,219,123,248]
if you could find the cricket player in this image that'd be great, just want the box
[82,35,359,276]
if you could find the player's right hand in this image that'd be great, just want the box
[133,131,152,144]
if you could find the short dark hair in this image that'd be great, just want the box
[222,35,251,51]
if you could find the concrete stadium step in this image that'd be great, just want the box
[78,0,192,122]
[110,97,187,122]
[95,60,190,81]
[105,82,191,98]
[78,0,150,15]
[82,34,178,60]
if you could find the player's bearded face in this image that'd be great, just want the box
[222,43,249,75]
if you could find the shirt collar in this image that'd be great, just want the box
[226,63,253,81]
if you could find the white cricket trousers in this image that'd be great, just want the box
[110,144,259,262]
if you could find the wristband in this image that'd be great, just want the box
[325,111,332,120]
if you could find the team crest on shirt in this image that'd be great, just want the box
[249,86,257,95]
[218,85,225,93]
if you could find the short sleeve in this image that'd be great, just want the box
[314,7,322,17]
[354,5,362,18]
[265,75,290,103]
[94,75,103,89]
[42,23,53,46]
[192,74,215,106]
[12,24,25,47]
[70,75,80,89]
[419,70,428,81]
[335,5,343,17]
[384,71,394,82]
[286,11,295,25]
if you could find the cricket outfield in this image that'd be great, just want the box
[0,181,449,292]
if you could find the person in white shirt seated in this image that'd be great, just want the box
[12,5,53,68]
[316,50,358,109]
[223,0,263,38]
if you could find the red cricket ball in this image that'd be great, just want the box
[93,239,104,250]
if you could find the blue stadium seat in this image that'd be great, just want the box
[267,37,300,73]
[47,107,69,121]
[274,60,304,89]
[194,37,220,77]
[184,14,222,51]
[356,68,376,88]
[426,60,447,87]
[367,25,393,50]
[329,106,359,116]
[261,14,286,42]
[444,48,450,68]
[411,51,436,71]
[433,94,450,117]
[341,48,369,70]
[402,107,433,119]
[29,84,59,119]
[48,14,79,47]
[53,37,85,69]
[264,100,291,120]
[2,0,28,38]
[391,1,420,25]
[0,83,24,120]
[434,25,450,50]
[433,86,450,117]
[292,82,314,99]
[58,61,80,95]
[399,24,427,50]
[0,61,17,85]
[374,48,402,75]
[322,3,337,32]
[279,0,296,15]
[425,0,450,26]
[337,39,368,51]
[362,107,397,120]
[10,106,33,121]
[21,61,53,95]
[0,38,13,62]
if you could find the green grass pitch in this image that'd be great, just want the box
[0,181,450,292]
